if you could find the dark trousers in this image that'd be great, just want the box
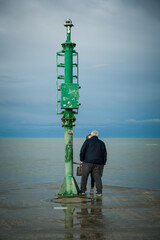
[91,165,104,188]
[81,162,104,194]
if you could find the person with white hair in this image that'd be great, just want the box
[80,130,107,197]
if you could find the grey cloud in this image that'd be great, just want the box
[0,0,160,135]
[1,0,159,70]
[126,118,160,124]
[122,0,160,21]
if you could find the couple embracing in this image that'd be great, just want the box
[79,131,107,197]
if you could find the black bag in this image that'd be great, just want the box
[77,166,82,176]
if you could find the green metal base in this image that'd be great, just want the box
[58,176,80,196]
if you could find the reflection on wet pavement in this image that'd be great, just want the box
[0,184,160,239]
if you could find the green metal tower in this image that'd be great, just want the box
[56,19,80,196]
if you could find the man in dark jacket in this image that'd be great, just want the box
[80,130,107,196]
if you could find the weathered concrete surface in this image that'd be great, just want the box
[0,184,160,239]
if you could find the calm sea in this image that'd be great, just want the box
[0,138,160,191]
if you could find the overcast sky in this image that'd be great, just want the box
[0,0,160,137]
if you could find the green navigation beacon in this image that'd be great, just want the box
[56,19,80,196]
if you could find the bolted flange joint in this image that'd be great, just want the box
[61,111,76,128]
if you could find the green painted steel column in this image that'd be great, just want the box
[57,19,80,196]
[64,126,73,177]
[65,50,72,83]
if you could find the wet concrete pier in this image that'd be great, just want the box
[0,184,160,239]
